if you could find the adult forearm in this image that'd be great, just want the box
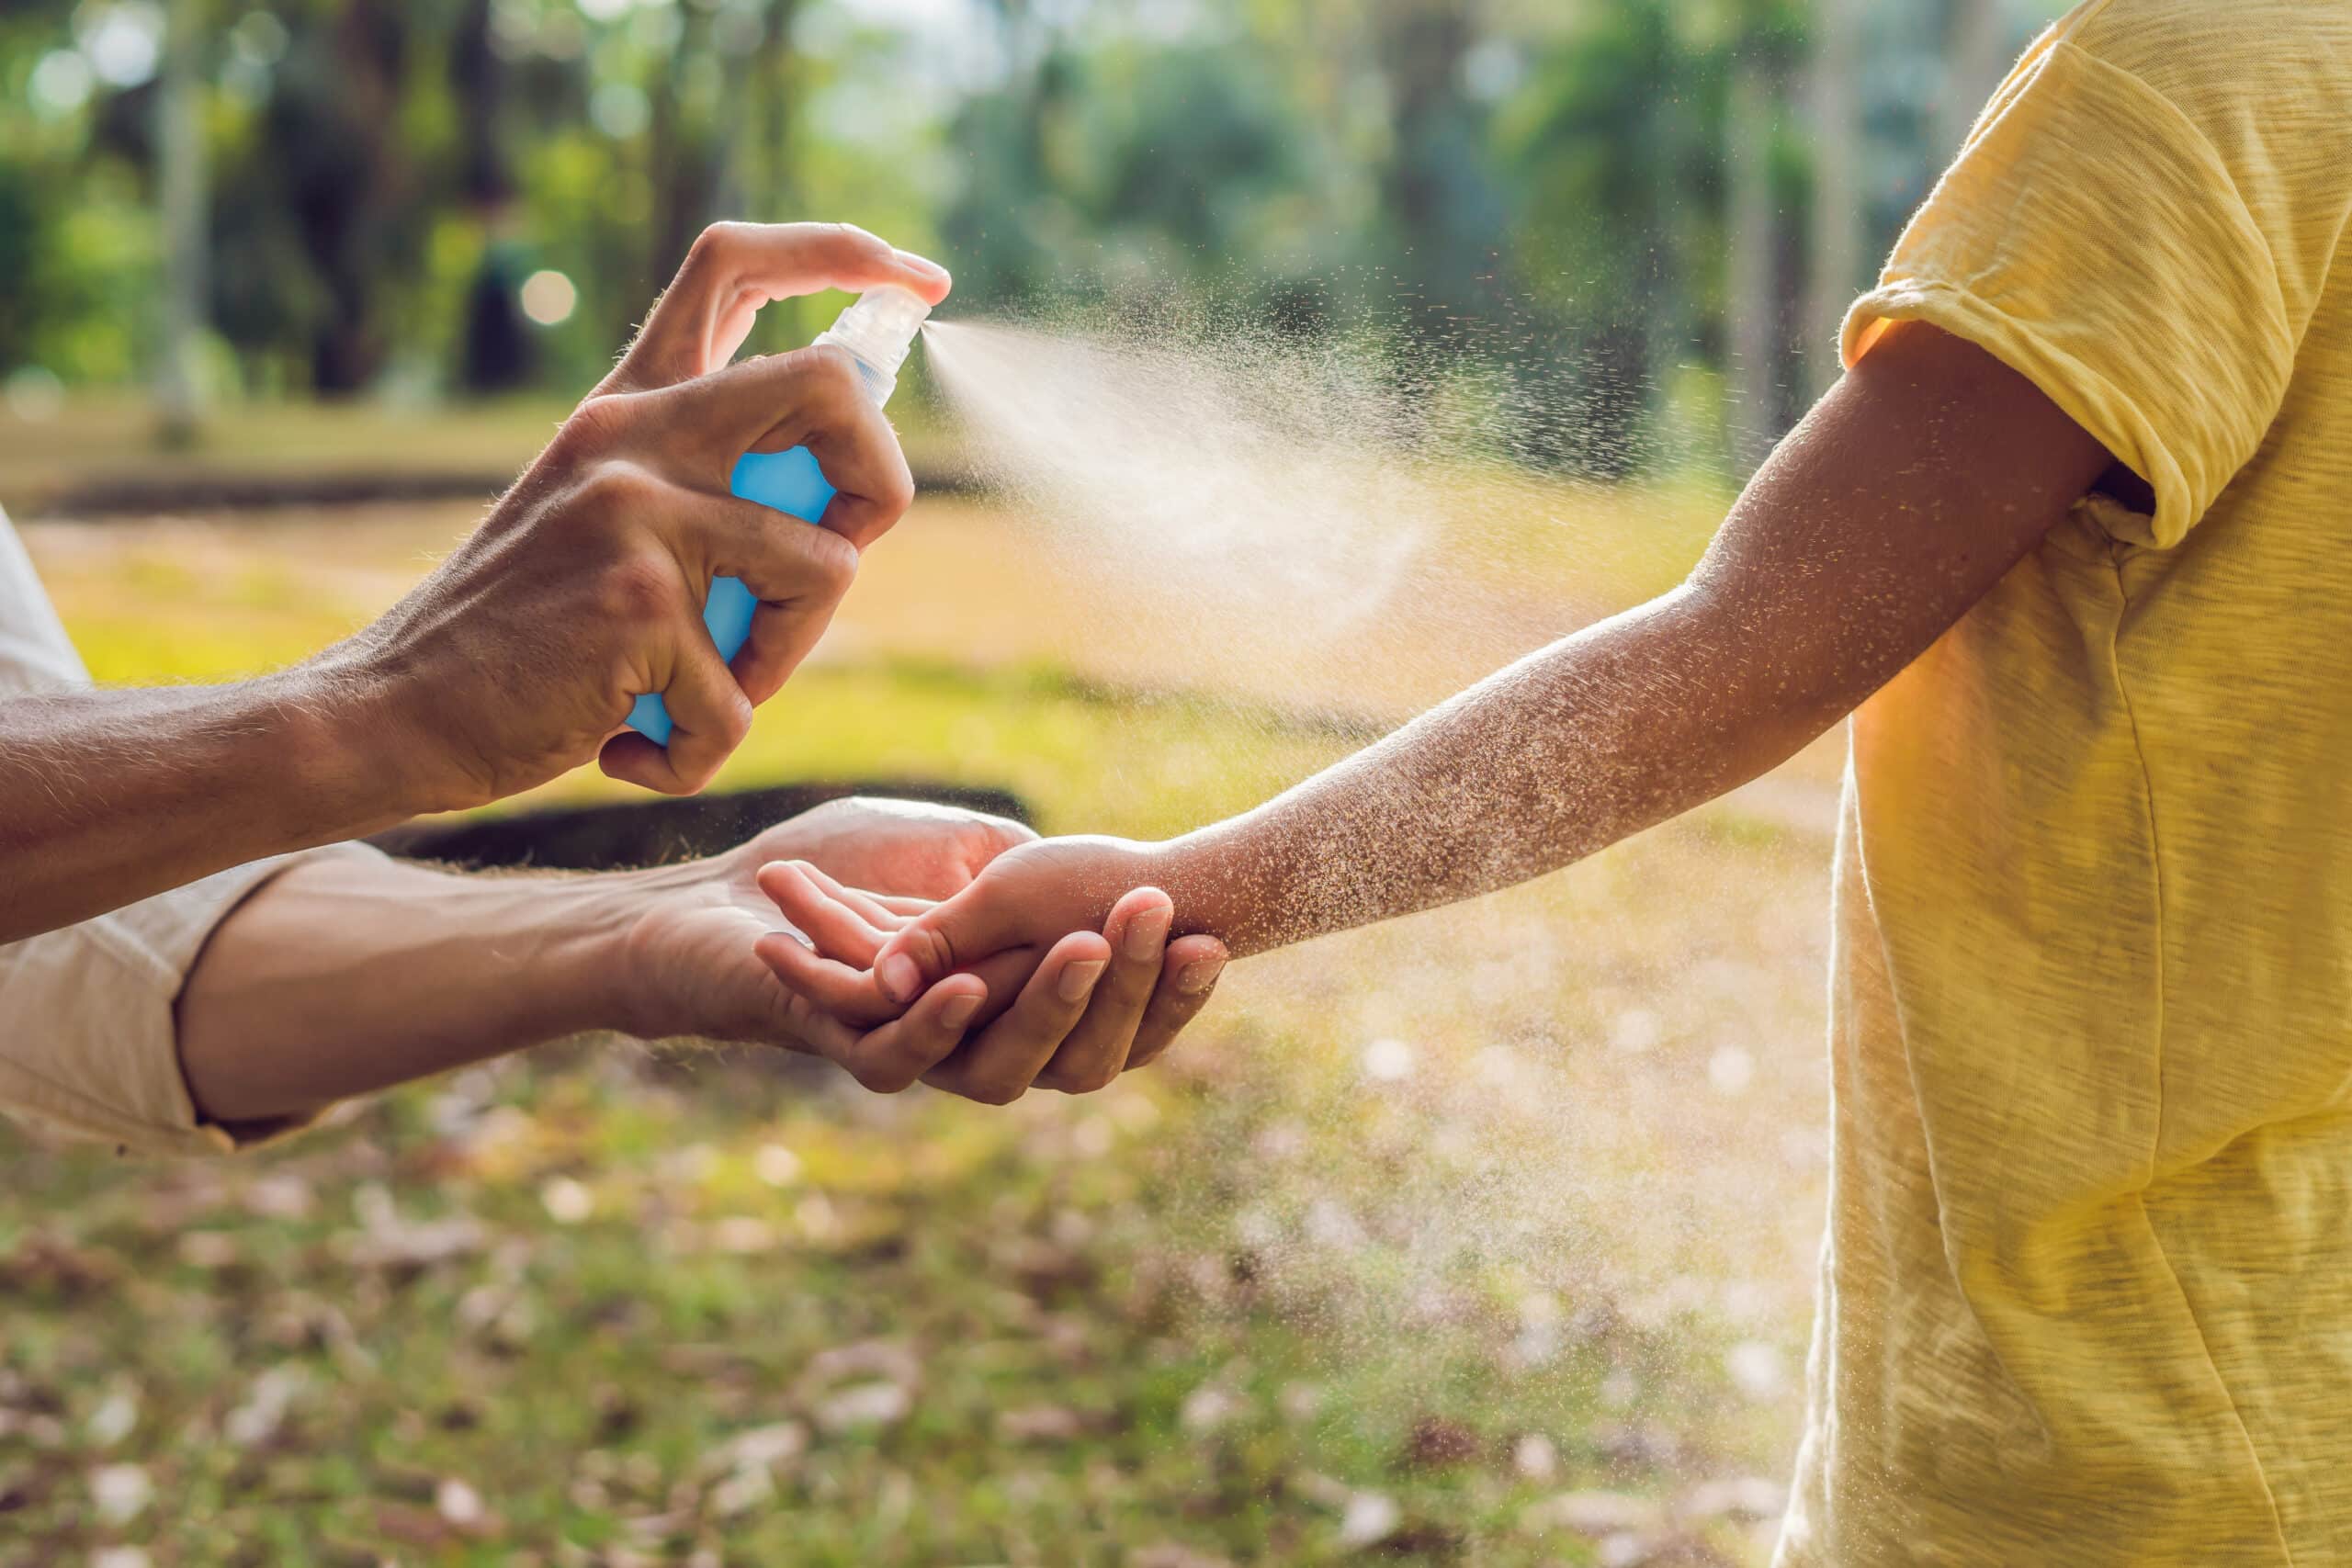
[0,659,416,943]
[175,852,640,1125]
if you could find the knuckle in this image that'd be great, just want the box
[875,460,916,517]
[585,457,663,519]
[686,221,742,270]
[719,692,755,749]
[967,1078,1025,1108]
[801,342,861,397]
[806,531,858,594]
[598,548,675,626]
[821,221,891,265]
[561,393,635,454]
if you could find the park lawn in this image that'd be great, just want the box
[0,497,1830,1566]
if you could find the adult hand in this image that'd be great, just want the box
[753,846,1228,1100]
[614,795,1026,1051]
[345,223,954,810]
[753,795,1034,900]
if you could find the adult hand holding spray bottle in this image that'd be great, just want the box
[628,282,935,744]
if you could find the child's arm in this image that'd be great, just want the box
[799,322,2112,1027]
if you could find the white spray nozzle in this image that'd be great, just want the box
[816,284,933,404]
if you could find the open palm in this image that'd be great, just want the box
[617,796,1033,1047]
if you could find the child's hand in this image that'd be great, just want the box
[752,856,1226,1100]
[868,835,1183,993]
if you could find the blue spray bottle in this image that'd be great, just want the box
[626,284,934,743]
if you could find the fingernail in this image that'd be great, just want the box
[1124,905,1172,963]
[939,993,982,1032]
[1058,959,1108,1005]
[879,953,922,1004]
[1178,958,1226,995]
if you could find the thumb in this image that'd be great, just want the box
[873,874,1027,1006]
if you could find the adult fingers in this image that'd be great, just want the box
[756,861,889,965]
[1122,935,1229,1072]
[770,970,985,1096]
[752,930,903,1029]
[679,490,862,604]
[649,345,914,531]
[598,633,749,795]
[828,974,990,1094]
[1030,889,1171,1095]
[670,490,859,705]
[919,932,1112,1105]
[612,221,952,391]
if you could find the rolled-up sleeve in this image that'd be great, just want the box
[0,845,385,1155]
[1,504,381,1156]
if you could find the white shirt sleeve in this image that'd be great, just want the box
[0,504,380,1156]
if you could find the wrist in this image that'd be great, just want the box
[268,659,436,836]
[513,870,653,1040]
[1148,825,1277,958]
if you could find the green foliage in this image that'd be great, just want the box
[0,1,2054,462]
[0,500,1833,1563]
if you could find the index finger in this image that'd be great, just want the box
[613,222,953,391]
[649,346,914,522]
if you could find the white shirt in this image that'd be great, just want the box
[0,504,367,1155]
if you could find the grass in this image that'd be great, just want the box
[0,418,1831,1567]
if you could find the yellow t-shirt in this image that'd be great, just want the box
[1780,2,2352,1562]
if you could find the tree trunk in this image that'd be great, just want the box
[1936,0,2012,159]
[1726,51,1780,475]
[755,0,802,220]
[1804,0,1863,398]
[156,0,209,440]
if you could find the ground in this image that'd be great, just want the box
[0,400,1836,1567]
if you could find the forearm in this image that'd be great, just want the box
[1161,581,1826,956]
[175,852,641,1125]
[1156,322,2115,957]
[0,658,418,942]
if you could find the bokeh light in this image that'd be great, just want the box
[519,269,581,326]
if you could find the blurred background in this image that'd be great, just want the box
[2,0,2055,475]
[0,4,2067,1566]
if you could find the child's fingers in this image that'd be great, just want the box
[872,894,935,919]
[1124,934,1229,1072]
[920,931,1114,1105]
[825,974,988,1095]
[755,861,889,964]
[752,930,901,1027]
[793,862,915,931]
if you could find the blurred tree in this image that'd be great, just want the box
[1936,0,2014,158]
[1804,0,1862,396]
[263,0,420,394]
[1498,0,1730,473]
[155,0,209,438]
[0,0,2073,459]
[1366,0,1509,336]
[450,0,530,392]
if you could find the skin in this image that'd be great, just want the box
[0,222,947,944]
[8,219,1225,1114]
[763,321,2123,1095]
[177,795,1227,1128]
